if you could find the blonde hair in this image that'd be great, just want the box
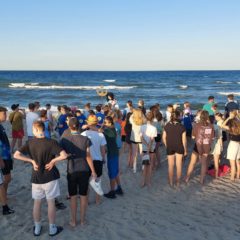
[132,108,146,126]
[228,118,240,135]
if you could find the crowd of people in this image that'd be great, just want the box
[0,92,239,237]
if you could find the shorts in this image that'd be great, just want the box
[125,134,131,144]
[107,155,119,179]
[193,143,198,154]
[67,171,90,196]
[12,129,24,139]
[166,147,184,156]
[186,129,192,138]
[155,134,162,143]
[131,141,142,144]
[196,143,211,155]
[32,179,60,200]
[93,160,103,178]
[121,135,126,142]
[211,141,223,155]
[0,169,3,185]
[227,140,240,161]
[142,152,150,165]
[2,160,13,175]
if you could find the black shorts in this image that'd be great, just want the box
[155,134,162,143]
[186,129,192,137]
[166,148,184,156]
[93,160,103,178]
[121,135,126,142]
[67,171,90,196]
[2,160,13,175]
[131,141,142,144]
[193,143,199,154]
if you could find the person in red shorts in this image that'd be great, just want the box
[9,104,25,152]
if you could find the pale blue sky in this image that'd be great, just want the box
[0,0,239,70]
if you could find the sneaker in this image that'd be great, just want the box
[104,191,116,199]
[115,187,124,195]
[49,226,63,237]
[90,179,104,196]
[2,205,15,215]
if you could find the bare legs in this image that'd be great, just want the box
[69,195,88,227]
[185,151,198,183]
[167,154,183,187]
[213,154,220,178]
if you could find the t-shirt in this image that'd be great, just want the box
[114,122,122,149]
[77,115,86,129]
[26,112,39,137]
[81,130,106,161]
[58,114,68,136]
[0,124,11,161]
[104,127,118,157]
[225,100,239,117]
[9,111,24,131]
[130,115,142,142]
[96,112,105,126]
[164,122,186,149]
[19,138,63,184]
[140,123,157,152]
[192,123,214,146]
[60,132,91,174]
[203,102,214,116]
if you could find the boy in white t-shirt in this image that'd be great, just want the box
[140,112,157,187]
[26,103,39,139]
[81,115,106,204]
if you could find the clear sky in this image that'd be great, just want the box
[0,0,239,70]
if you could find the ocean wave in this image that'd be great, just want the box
[103,80,116,82]
[216,81,232,84]
[217,92,240,96]
[8,84,136,90]
[179,85,188,89]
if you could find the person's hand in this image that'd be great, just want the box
[45,160,55,171]
[0,159,5,169]
[91,172,97,180]
[82,124,89,130]
[31,160,39,171]
[184,151,188,157]
[229,112,235,119]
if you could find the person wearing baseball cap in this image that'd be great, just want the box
[9,104,25,152]
[0,106,14,215]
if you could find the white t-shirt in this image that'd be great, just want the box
[130,115,142,142]
[26,112,39,137]
[81,130,107,161]
[140,123,157,152]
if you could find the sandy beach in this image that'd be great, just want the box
[1,119,240,240]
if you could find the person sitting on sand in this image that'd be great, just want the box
[60,117,97,226]
[162,110,187,187]
[14,121,67,237]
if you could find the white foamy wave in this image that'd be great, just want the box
[9,84,136,90]
[9,83,25,87]
[30,82,39,86]
[103,79,116,82]
[218,92,240,96]
[237,82,240,84]
[216,81,232,84]
[179,85,188,89]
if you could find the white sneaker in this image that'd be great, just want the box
[90,179,104,196]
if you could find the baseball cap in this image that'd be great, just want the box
[86,115,98,125]
[11,104,19,111]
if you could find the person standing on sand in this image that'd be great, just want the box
[9,104,25,152]
[191,111,214,184]
[60,117,97,226]
[221,110,240,181]
[0,106,14,215]
[162,110,187,187]
[57,105,69,137]
[14,121,67,237]
[81,115,106,205]
[26,103,39,139]
[203,96,215,116]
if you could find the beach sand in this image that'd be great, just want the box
[0,120,240,240]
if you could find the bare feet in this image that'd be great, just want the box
[69,220,76,228]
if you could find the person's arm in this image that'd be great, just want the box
[14,151,39,171]
[86,147,97,179]
[182,131,187,156]
[100,145,106,161]
[45,150,68,171]
[162,130,167,147]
